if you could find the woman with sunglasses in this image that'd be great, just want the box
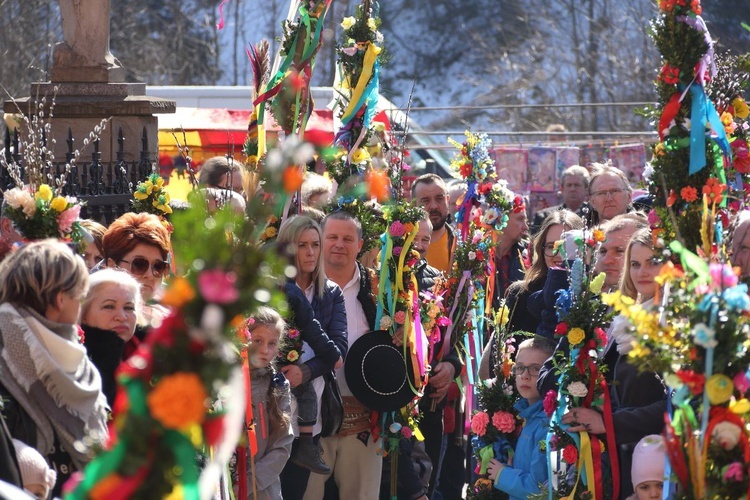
[101,212,171,334]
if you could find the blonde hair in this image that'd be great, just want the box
[619,228,654,300]
[0,239,89,316]
[80,268,143,323]
[277,215,326,298]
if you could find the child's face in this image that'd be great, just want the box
[513,347,548,404]
[248,325,281,369]
[635,480,663,499]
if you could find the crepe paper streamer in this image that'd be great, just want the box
[686,83,730,175]
[600,379,620,500]
[216,0,230,30]
[341,43,381,125]
[676,15,716,84]
[396,226,418,292]
[241,355,259,457]
[411,278,426,380]
[375,233,394,330]
[164,430,200,500]
[658,93,681,141]
[668,240,709,287]
[440,270,471,360]
[478,444,495,475]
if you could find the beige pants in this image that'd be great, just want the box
[302,433,383,500]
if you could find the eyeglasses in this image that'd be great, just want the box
[511,364,542,377]
[543,242,558,257]
[119,257,169,277]
[591,188,627,200]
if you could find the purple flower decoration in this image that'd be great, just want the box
[389,221,405,237]
[198,269,239,304]
[393,246,402,256]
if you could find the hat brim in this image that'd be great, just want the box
[344,330,417,412]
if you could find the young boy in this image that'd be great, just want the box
[628,435,665,500]
[487,336,556,499]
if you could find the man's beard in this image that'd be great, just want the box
[431,212,447,231]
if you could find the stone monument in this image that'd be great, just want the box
[3,0,175,163]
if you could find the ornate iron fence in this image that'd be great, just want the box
[2,126,156,225]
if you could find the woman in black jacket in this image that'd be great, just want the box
[79,268,141,406]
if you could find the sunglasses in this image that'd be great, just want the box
[119,257,170,277]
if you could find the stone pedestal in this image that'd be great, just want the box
[4,82,175,163]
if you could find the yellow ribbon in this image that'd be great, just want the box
[341,42,380,122]
[568,431,595,499]
[396,226,418,292]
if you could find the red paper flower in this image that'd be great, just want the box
[562,444,578,465]
[554,322,569,336]
[702,178,726,205]
[543,390,557,417]
[660,64,680,85]
[676,369,705,395]
[680,186,698,202]
[732,139,750,173]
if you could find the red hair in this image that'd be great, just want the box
[102,212,171,262]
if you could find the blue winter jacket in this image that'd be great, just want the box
[494,399,549,499]
[303,279,348,383]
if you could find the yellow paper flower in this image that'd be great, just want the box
[593,229,605,242]
[733,97,750,119]
[287,350,300,362]
[341,16,355,29]
[495,305,510,328]
[133,190,149,200]
[351,148,371,164]
[567,327,585,345]
[367,18,377,31]
[730,398,750,414]
[705,374,734,405]
[264,226,278,239]
[49,196,68,212]
[35,184,53,202]
[147,372,208,430]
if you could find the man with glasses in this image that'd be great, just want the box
[588,163,634,224]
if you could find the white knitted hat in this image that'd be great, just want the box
[11,439,56,495]
[631,434,666,489]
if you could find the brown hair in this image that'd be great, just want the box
[80,219,106,256]
[517,335,556,358]
[513,210,583,294]
[198,156,242,189]
[277,215,326,298]
[102,212,171,263]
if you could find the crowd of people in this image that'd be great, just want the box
[1,157,748,500]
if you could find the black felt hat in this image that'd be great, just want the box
[344,330,417,412]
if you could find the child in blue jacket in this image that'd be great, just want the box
[487,336,555,499]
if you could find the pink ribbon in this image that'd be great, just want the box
[412,292,426,378]
[216,0,231,30]
[441,271,470,359]
[677,15,715,84]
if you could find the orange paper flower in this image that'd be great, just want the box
[366,169,390,202]
[90,474,124,500]
[283,166,304,193]
[680,186,698,202]
[161,277,196,308]
[147,372,208,430]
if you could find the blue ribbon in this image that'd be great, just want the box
[341,59,381,129]
[687,83,730,175]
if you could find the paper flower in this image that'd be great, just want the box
[680,186,698,202]
[555,322,569,336]
[543,390,557,417]
[723,462,745,482]
[389,422,402,433]
[712,422,743,451]
[389,221,405,237]
[197,269,239,304]
[692,322,718,349]
[589,273,606,294]
[57,205,81,234]
[34,184,53,202]
[161,277,196,308]
[394,311,406,325]
[567,327,585,346]
[401,426,413,439]
[733,371,750,393]
[287,350,300,362]
[562,444,578,465]
[50,196,68,212]
[492,411,516,434]
[147,372,208,429]
[470,411,490,436]
[380,315,393,330]
[340,16,355,29]
[706,374,734,405]
[566,381,588,398]
[288,328,300,339]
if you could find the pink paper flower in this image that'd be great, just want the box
[724,462,745,482]
[288,328,300,339]
[393,246,403,256]
[492,411,515,434]
[389,221,405,237]
[709,262,738,290]
[198,269,239,304]
[436,317,452,327]
[543,390,557,417]
[57,205,81,234]
[734,372,750,393]
[470,411,490,436]
[394,311,406,324]
[401,426,413,439]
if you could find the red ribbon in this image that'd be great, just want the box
[600,379,620,500]
[658,93,681,141]
[590,436,603,500]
